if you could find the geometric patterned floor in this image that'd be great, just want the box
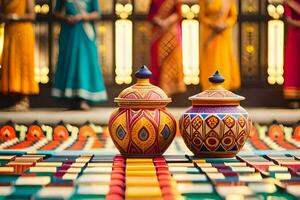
[0,121,300,199]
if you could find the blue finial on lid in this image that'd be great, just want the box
[209,70,225,84]
[135,65,152,79]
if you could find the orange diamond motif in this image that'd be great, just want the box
[192,116,202,130]
[205,115,219,129]
[223,115,235,128]
[238,116,246,128]
[184,115,190,129]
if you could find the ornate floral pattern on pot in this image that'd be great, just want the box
[179,71,252,158]
[108,65,176,157]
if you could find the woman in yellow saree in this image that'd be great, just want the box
[199,0,240,90]
[0,0,38,111]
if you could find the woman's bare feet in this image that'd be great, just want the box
[288,101,300,109]
[80,100,90,111]
[8,96,29,112]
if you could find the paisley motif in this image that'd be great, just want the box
[131,115,156,153]
[109,109,130,154]
[53,125,69,141]
[0,125,16,142]
[27,125,45,142]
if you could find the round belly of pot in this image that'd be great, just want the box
[179,71,252,158]
[179,105,251,158]
[109,108,176,157]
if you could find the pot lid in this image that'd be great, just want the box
[114,65,171,108]
[189,71,245,106]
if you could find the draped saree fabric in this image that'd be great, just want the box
[284,0,300,100]
[199,0,240,90]
[149,0,186,96]
[52,0,107,102]
[0,0,39,95]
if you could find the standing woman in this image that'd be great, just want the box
[283,0,300,108]
[52,0,107,110]
[148,0,186,96]
[199,0,240,90]
[0,0,38,111]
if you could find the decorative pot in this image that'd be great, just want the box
[108,66,176,157]
[179,71,252,158]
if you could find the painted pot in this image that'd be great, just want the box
[108,66,176,157]
[179,71,252,158]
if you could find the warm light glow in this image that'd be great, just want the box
[41,4,50,14]
[0,23,4,69]
[98,25,106,33]
[267,4,284,19]
[181,4,200,19]
[267,4,276,15]
[182,19,200,85]
[99,25,106,53]
[115,3,132,19]
[115,19,132,84]
[246,45,254,54]
[34,24,50,84]
[124,3,133,13]
[276,4,284,15]
[181,4,200,85]
[34,5,41,13]
[191,4,200,14]
[267,2,284,85]
[35,67,49,84]
[181,4,190,15]
[114,2,133,84]
[268,19,284,85]
[246,26,254,33]
[115,3,123,13]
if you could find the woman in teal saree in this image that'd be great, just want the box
[52,0,107,110]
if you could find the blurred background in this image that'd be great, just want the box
[0,0,292,108]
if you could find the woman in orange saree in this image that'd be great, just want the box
[148,0,186,96]
[199,0,240,90]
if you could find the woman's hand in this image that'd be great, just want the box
[63,14,94,24]
[286,16,300,28]
[153,17,163,27]
[6,14,20,21]
[78,14,89,21]
[75,12,99,22]
[212,23,228,33]
[286,0,299,10]
[64,15,81,24]
[153,18,171,31]
[64,16,75,24]
[159,19,170,30]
